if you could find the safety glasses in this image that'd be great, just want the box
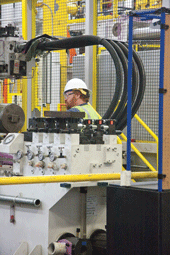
[64,92,74,99]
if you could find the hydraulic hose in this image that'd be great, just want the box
[105,40,128,120]
[100,39,123,119]
[114,41,140,129]
[38,35,102,50]
[116,43,146,130]
[37,35,124,121]
[35,35,146,130]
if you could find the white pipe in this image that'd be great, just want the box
[48,242,66,255]
[0,194,41,207]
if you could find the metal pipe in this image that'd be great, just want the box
[0,194,41,207]
[0,172,158,185]
[126,14,133,171]
[158,11,165,192]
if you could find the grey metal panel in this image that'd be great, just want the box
[97,52,116,117]
[130,50,160,141]
[72,54,85,81]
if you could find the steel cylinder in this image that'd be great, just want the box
[0,194,41,207]
[0,103,25,133]
[65,237,92,255]
[90,229,106,255]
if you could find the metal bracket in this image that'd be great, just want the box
[159,88,167,94]
[160,24,169,30]
[158,174,166,179]
[60,183,71,188]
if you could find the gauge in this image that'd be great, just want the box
[38,152,44,161]
[16,150,23,160]
[27,151,34,160]
[49,153,56,162]
[3,134,15,144]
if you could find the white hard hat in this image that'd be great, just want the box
[64,78,91,95]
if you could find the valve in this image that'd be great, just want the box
[37,145,45,161]
[58,147,66,158]
[26,145,34,160]
[16,150,23,160]
[47,146,56,162]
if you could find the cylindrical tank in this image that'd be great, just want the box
[55,233,93,255]
[90,229,106,255]
[0,103,25,133]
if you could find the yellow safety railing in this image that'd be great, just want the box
[0,172,158,185]
[134,113,158,171]
[134,114,158,142]
[121,133,157,172]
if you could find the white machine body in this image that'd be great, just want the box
[0,131,122,255]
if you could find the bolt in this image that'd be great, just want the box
[112,147,117,152]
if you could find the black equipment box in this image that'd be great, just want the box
[107,186,170,255]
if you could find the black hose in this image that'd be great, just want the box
[37,35,102,50]
[105,40,128,120]
[38,35,124,120]
[116,43,146,130]
[114,41,139,129]
[36,35,146,130]
[100,39,123,119]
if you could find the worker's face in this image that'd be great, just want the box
[64,91,78,110]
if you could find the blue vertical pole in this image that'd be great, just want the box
[127,15,133,171]
[158,11,165,192]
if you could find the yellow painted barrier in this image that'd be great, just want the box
[0,172,158,185]
[134,114,158,142]
[121,133,157,172]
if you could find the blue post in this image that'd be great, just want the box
[158,11,165,192]
[126,15,133,171]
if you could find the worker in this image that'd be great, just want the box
[64,78,100,119]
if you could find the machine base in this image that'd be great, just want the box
[107,186,170,255]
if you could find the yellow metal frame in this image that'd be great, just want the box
[121,133,157,172]
[7,93,22,104]
[134,113,158,170]
[21,0,28,132]
[68,18,85,24]
[0,0,21,4]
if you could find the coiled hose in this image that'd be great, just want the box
[36,35,146,131]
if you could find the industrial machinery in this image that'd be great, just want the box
[0,23,146,255]
[0,24,35,79]
[0,24,146,131]
[0,110,122,254]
